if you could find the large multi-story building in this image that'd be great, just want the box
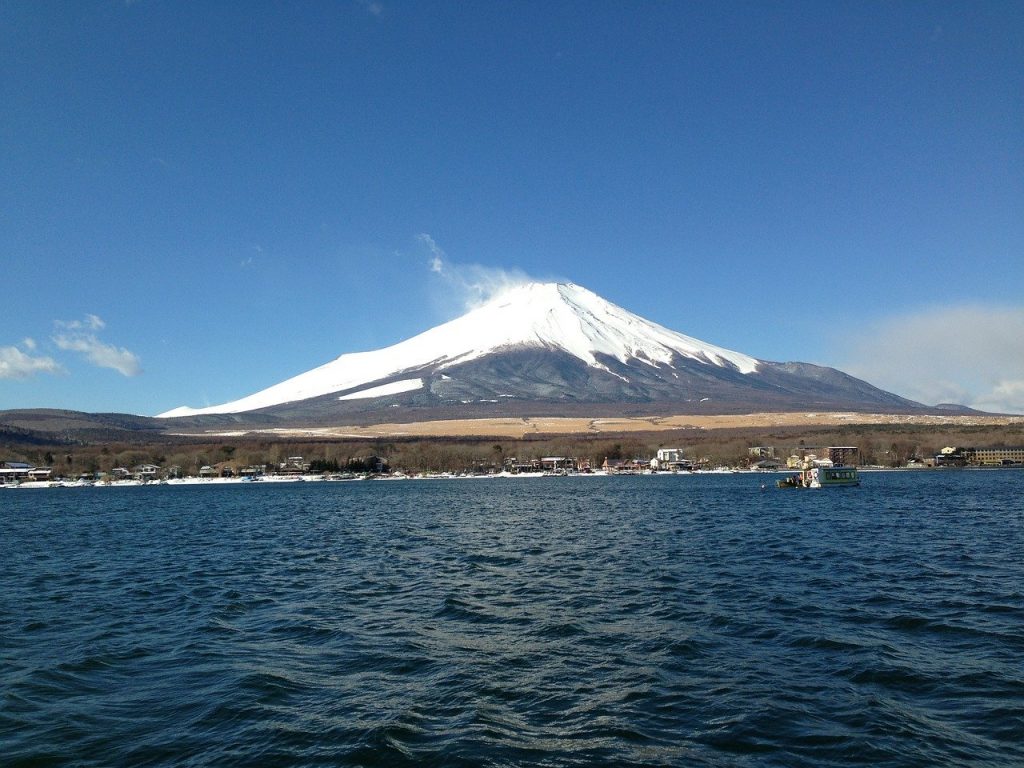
[935,446,1024,467]
[787,446,860,467]
[828,446,859,466]
[970,447,1024,466]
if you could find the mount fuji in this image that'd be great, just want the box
[158,282,922,423]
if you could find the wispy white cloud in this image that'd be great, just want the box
[358,0,383,17]
[418,233,446,274]
[0,342,63,380]
[416,233,553,311]
[56,314,105,332]
[240,244,262,269]
[837,304,1024,414]
[52,315,142,377]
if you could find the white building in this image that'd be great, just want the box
[654,448,692,471]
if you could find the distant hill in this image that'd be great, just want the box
[931,403,990,415]
[0,409,171,445]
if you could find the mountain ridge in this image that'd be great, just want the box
[159,282,763,417]
[157,281,926,423]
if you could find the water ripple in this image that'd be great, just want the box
[2,471,1023,766]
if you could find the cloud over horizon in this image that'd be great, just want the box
[0,340,63,380]
[52,315,143,377]
[838,304,1024,415]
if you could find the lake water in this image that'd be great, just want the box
[2,471,1022,767]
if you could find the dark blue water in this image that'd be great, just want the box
[2,471,1022,767]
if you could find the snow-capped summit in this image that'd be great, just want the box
[463,282,759,374]
[159,281,918,420]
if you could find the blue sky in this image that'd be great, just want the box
[2,1,1022,415]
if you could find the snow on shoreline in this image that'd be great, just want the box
[3,468,807,490]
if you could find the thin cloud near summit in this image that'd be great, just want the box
[417,234,558,312]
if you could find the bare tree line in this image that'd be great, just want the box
[4,422,1023,477]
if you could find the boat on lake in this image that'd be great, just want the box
[777,461,860,489]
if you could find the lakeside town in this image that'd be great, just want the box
[3,443,1022,488]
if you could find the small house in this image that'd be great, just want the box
[0,461,33,485]
[134,464,160,481]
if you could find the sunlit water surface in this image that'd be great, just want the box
[2,471,1022,766]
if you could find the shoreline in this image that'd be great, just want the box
[8,465,1018,490]
[4,469,774,489]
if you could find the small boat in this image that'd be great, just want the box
[777,462,859,489]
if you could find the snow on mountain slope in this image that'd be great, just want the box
[337,378,425,400]
[158,282,759,417]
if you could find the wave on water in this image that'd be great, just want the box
[2,472,1023,766]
